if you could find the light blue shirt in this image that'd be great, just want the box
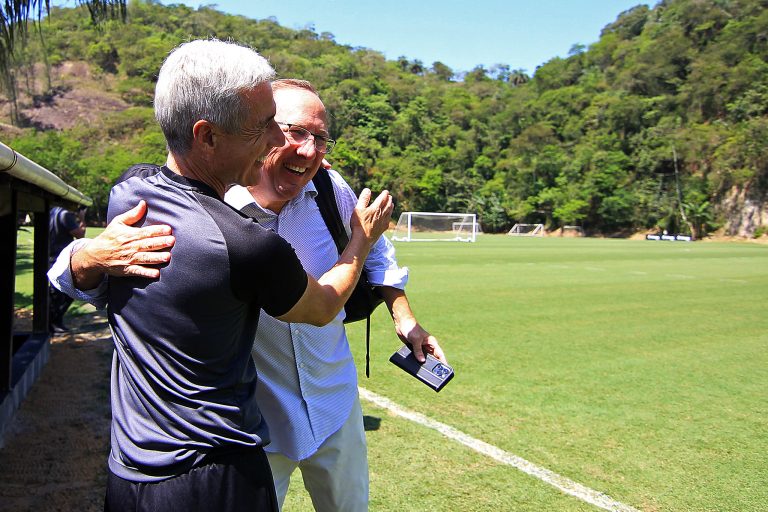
[50,169,408,462]
[224,171,407,460]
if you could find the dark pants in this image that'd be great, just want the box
[104,446,278,512]
[49,284,74,327]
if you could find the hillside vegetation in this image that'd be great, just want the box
[1,0,767,236]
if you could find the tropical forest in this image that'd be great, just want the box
[1,0,767,237]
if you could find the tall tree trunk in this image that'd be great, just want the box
[3,70,20,126]
[37,24,51,92]
[672,147,695,239]
[0,1,126,118]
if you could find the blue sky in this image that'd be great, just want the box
[172,0,651,74]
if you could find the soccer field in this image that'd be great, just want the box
[15,230,767,510]
[321,235,768,511]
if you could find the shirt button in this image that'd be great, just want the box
[299,363,306,369]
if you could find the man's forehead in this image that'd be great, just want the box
[274,88,327,130]
[243,83,277,122]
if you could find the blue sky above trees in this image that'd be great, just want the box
[167,0,649,75]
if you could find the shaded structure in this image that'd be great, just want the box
[0,140,91,446]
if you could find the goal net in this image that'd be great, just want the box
[507,223,544,237]
[561,225,585,237]
[391,212,477,242]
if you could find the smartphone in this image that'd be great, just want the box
[389,344,454,392]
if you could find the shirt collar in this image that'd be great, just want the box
[224,178,319,216]
[304,177,318,199]
[223,184,257,211]
[159,166,219,198]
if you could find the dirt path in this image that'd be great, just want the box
[0,311,112,512]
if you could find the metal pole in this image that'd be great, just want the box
[0,141,92,207]
[32,204,50,334]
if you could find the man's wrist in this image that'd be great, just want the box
[71,242,105,290]
[347,231,375,258]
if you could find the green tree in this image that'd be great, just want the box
[0,0,126,124]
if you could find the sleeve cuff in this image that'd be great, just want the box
[47,239,109,309]
[366,266,409,289]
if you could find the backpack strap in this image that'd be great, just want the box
[312,168,373,377]
[312,168,349,252]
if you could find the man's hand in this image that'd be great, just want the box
[71,201,175,290]
[277,189,392,327]
[350,188,393,244]
[380,287,447,364]
[395,316,446,364]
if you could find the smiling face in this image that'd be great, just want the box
[212,82,285,188]
[253,86,329,212]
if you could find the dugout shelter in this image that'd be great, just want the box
[0,140,92,446]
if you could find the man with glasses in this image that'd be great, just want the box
[51,78,445,511]
[227,79,446,510]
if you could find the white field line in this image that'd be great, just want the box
[359,387,641,512]
[664,273,694,279]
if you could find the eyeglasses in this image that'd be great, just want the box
[278,122,336,154]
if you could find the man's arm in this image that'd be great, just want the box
[276,188,393,326]
[70,208,87,239]
[69,200,175,290]
[324,166,447,362]
[48,239,109,308]
[58,190,391,327]
[57,208,86,239]
[379,286,447,364]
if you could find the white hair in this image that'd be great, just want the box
[154,39,276,155]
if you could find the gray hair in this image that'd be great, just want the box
[154,39,276,155]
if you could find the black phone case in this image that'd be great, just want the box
[389,344,454,392]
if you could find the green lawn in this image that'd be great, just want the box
[14,227,35,310]
[16,232,768,510]
[14,226,104,315]
[337,236,767,511]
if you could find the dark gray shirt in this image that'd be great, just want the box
[106,167,308,482]
[49,206,80,259]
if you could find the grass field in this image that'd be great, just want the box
[13,227,36,310]
[337,236,767,512]
[14,227,104,316]
[15,232,768,511]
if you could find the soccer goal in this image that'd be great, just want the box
[561,225,585,237]
[507,223,544,237]
[391,212,477,242]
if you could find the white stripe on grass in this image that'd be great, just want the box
[359,387,641,512]
[664,273,694,279]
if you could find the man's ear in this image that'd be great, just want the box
[192,120,216,152]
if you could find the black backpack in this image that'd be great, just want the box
[312,168,384,376]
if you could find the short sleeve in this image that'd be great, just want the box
[252,230,308,317]
[60,210,80,232]
[205,194,309,317]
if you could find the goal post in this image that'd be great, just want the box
[561,225,585,237]
[391,212,477,242]
[507,223,544,237]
